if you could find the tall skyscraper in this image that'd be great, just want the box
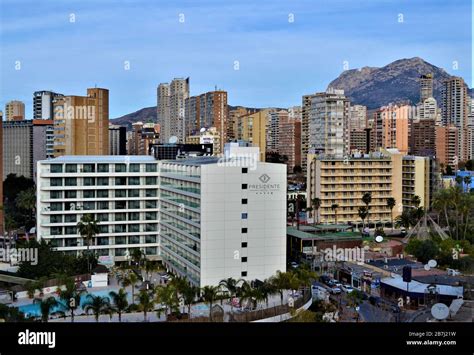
[33,90,64,119]
[278,113,301,172]
[301,94,316,172]
[5,100,25,121]
[436,125,459,171]
[237,110,269,161]
[373,104,410,154]
[419,74,434,103]
[349,105,367,130]
[157,83,170,142]
[309,88,350,157]
[442,77,470,161]
[185,90,228,152]
[109,124,127,155]
[3,120,34,179]
[53,88,109,157]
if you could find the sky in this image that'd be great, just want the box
[0,0,472,118]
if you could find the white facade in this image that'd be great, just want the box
[37,154,287,287]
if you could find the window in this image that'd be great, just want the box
[83,202,95,210]
[242,168,248,174]
[97,190,108,198]
[115,213,126,221]
[128,236,140,244]
[146,212,157,220]
[98,164,109,173]
[145,189,157,197]
[145,235,157,244]
[241,271,247,277]
[65,238,78,247]
[115,177,126,186]
[128,189,140,197]
[242,184,248,189]
[83,190,95,199]
[96,213,108,222]
[115,190,126,198]
[50,178,63,187]
[115,164,126,173]
[63,191,76,199]
[50,191,62,199]
[128,212,140,221]
[50,202,62,211]
[145,201,157,209]
[129,164,140,172]
[50,215,62,223]
[242,199,248,204]
[146,177,157,185]
[241,257,247,262]
[129,177,140,185]
[241,228,247,233]
[115,248,126,256]
[65,164,77,173]
[241,213,248,219]
[65,226,77,235]
[97,237,109,246]
[128,224,140,233]
[97,177,109,186]
[50,164,63,173]
[114,225,127,233]
[145,247,157,255]
[98,201,109,210]
[146,164,157,172]
[82,164,95,173]
[129,200,140,209]
[84,177,95,186]
[115,201,126,209]
[115,236,126,245]
[241,242,248,248]
[65,215,77,223]
[145,223,157,232]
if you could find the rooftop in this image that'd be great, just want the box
[40,155,156,163]
[287,226,362,241]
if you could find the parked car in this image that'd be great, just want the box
[319,275,331,285]
[329,287,341,295]
[328,280,342,288]
[341,284,354,293]
[290,262,299,269]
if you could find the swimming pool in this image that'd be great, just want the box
[17,289,126,318]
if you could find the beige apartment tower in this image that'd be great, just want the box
[5,100,25,121]
[53,88,109,157]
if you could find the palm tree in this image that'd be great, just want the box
[56,277,85,323]
[155,285,179,317]
[386,197,396,231]
[395,210,412,231]
[463,175,472,193]
[411,195,421,208]
[433,189,453,237]
[362,192,372,229]
[311,198,321,226]
[331,204,339,226]
[136,290,154,321]
[181,283,199,316]
[201,285,220,321]
[219,278,243,312]
[270,270,289,305]
[15,188,36,229]
[77,214,100,273]
[122,271,140,303]
[358,206,368,232]
[143,260,160,282]
[455,175,463,186]
[38,296,58,322]
[131,248,146,268]
[83,295,110,322]
[109,288,128,322]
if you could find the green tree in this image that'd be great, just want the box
[358,206,368,231]
[37,296,58,323]
[386,197,396,231]
[362,192,372,229]
[136,290,154,321]
[219,277,243,313]
[83,294,110,322]
[109,288,129,322]
[15,188,36,230]
[77,214,100,273]
[122,272,140,303]
[201,285,220,321]
[155,284,179,317]
[411,195,421,208]
[56,277,86,323]
[405,239,438,264]
[395,210,412,230]
[463,175,472,193]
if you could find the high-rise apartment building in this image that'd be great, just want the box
[185,90,228,152]
[53,88,109,157]
[267,110,287,153]
[301,94,316,172]
[349,105,367,130]
[278,114,301,173]
[3,120,33,179]
[237,110,269,161]
[5,100,25,121]
[157,83,171,142]
[128,122,160,155]
[401,155,436,210]
[109,124,127,155]
[442,77,470,161]
[33,91,64,119]
[373,104,410,154]
[419,74,434,103]
[410,118,436,157]
[36,151,287,287]
[309,89,350,157]
[436,125,459,171]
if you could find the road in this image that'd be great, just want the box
[358,301,395,322]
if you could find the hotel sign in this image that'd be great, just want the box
[248,174,281,195]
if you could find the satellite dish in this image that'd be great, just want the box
[169,136,178,144]
[200,127,206,133]
[424,264,431,271]
[431,303,449,320]
[428,259,437,268]
[375,236,384,243]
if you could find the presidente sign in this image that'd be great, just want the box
[248,174,281,194]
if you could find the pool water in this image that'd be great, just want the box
[17,289,124,318]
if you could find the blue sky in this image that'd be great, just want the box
[0,0,472,118]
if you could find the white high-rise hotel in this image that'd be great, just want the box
[36,148,286,286]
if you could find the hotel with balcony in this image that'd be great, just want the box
[37,150,286,287]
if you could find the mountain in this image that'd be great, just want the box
[112,105,264,130]
[327,57,471,109]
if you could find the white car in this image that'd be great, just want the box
[290,262,299,269]
[329,287,341,295]
[341,284,354,293]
